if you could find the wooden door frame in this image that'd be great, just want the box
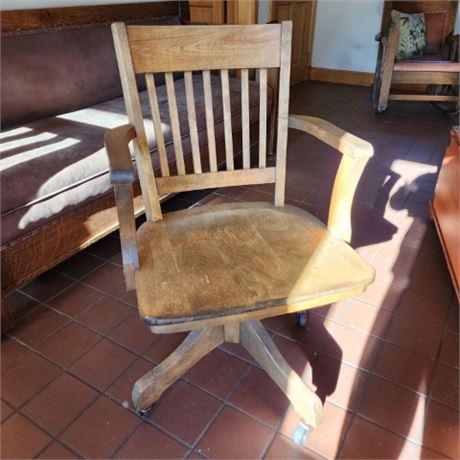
[226,0,258,24]
[267,0,317,80]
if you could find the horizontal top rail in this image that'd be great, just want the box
[125,23,282,73]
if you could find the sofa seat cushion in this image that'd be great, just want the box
[1,75,271,245]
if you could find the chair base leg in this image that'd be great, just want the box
[240,320,323,429]
[133,319,323,430]
[132,326,224,412]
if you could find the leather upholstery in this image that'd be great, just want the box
[1,75,271,245]
[1,16,180,129]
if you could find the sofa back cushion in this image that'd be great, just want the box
[425,12,448,55]
[1,16,180,129]
[1,75,272,245]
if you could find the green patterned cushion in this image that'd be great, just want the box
[391,10,426,60]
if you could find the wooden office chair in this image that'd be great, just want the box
[105,21,375,441]
[373,0,460,113]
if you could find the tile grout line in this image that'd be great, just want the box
[3,96,456,459]
[336,270,456,456]
[187,362,256,458]
[7,275,456,458]
[335,270,409,458]
[6,310,287,458]
[424,290,457,411]
[12,340,193,458]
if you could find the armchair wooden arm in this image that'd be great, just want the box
[375,29,389,42]
[104,124,139,290]
[445,33,459,43]
[374,26,399,113]
[288,115,373,243]
[444,33,459,61]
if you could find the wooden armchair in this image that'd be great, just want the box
[373,0,459,113]
[105,21,375,441]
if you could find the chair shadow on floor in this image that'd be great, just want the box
[311,167,400,396]
[336,171,458,459]
[259,161,401,451]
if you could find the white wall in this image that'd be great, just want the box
[0,0,162,10]
[311,0,385,73]
[257,0,270,24]
[4,0,458,69]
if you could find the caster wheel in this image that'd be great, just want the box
[138,406,152,418]
[293,422,311,445]
[296,312,308,328]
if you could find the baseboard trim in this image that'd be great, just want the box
[309,67,374,87]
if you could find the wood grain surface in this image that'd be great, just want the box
[135,202,375,326]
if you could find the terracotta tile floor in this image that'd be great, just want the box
[2,82,459,459]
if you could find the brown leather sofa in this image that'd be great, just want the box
[0,5,274,328]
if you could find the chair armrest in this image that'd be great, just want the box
[384,26,399,54]
[288,115,373,159]
[445,33,459,43]
[288,115,373,243]
[375,29,389,42]
[444,33,459,61]
[104,124,139,290]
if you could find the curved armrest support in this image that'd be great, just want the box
[288,115,373,243]
[288,115,373,159]
[104,124,139,290]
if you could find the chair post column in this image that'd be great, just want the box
[224,323,240,343]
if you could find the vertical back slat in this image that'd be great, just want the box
[258,68,268,168]
[220,69,234,171]
[165,72,186,175]
[146,73,170,177]
[274,21,293,207]
[241,68,250,169]
[184,72,202,174]
[111,22,162,221]
[202,70,218,172]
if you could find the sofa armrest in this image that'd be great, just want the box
[288,115,373,243]
[104,124,139,290]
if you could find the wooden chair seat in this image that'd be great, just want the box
[394,60,460,72]
[135,202,375,330]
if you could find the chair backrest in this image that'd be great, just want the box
[381,1,458,40]
[112,22,292,222]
